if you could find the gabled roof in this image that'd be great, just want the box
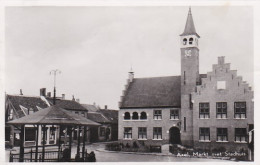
[120,74,207,109]
[180,8,200,38]
[7,105,100,126]
[81,104,100,112]
[87,112,111,124]
[46,98,87,111]
[99,109,118,124]
[6,95,49,118]
[120,76,181,108]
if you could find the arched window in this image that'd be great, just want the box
[124,112,130,120]
[132,112,139,120]
[183,38,187,45]
[189,38,193,45]
[140,112,147,120]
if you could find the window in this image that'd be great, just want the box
[132,112,139,120]
[75,111,79,115]
[100,127,105,137]
[184,117,186,131]
[8,109,13,120]
[49,127,56,144]
[217,81,226,89]
[154,110,162,120]
[217,128,228,142]
[124,127,132,139]
[199,103,210,119]
[234,102,246,119]
[199,128,210,141]
[153,127,162,139]
[25,127,36,141]
[138,127,147,139]
[216,102,227,119]
[28,108,34,115]
[235,128,247,142]
[183,38,187,45]
[170,109,179,119]
[81,112,85,117]
[140,112,147,120]
[189,38,193,44]
[124,112,130,120]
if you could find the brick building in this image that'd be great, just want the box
[118,8,254,153]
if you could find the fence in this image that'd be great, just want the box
[9,149,61,162]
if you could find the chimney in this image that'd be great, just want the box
[105,105,108,109]
[128,71,134,82]
[62,94,65,100]
[47,92,51,97]
[40,88,46,96]
[218,56,225,65]
[20,89,23,95]
[72,95,75,101]
[76,98,80,103]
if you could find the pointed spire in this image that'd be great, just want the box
[180,7,200,38]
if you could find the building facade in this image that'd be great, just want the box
[118,8,254,153]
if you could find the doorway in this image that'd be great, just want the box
[169,127,181,144]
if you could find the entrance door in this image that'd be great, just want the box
[169,127,181,144]
[90,127,99,142]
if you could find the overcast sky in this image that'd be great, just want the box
[5,6,253,109]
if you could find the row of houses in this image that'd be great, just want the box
[5,89,118,148]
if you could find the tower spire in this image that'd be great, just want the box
[180,7,200,38]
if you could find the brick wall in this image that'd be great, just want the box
[118,107,181,146]
[192,57,254,151]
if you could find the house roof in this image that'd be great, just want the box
[180,8,200,38]
[81,104,100,112]
[120,76,181,108]
[99,109,118,124]
[46,98,87,111]
[7,105,100,126]
[7,95,49,118]
[120,74,207,109]
[87,112,111,124]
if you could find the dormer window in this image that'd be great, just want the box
[189,38,193,44]
[183,38,187,45]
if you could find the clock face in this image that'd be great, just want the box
[184,50,192,57]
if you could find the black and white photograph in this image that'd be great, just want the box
[1,1,258,163]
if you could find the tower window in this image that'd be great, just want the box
[183,38,187,45]
[184,71,186,85]
[189,38,193,44]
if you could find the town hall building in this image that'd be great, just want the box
[118,8,254,154]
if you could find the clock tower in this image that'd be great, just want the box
[180,8,200,146]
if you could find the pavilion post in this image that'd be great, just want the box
[42,125,46,162]
[82,126,86,159]
[68,126,72,161]
[58,125,62,161]
[19,124,25,162]
[35,124,39,162]
[76,126,81,158]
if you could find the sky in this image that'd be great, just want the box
[5,6,253,109]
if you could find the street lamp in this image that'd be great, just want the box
[50,69,61,105]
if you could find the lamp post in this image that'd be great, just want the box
[50,69,61,105]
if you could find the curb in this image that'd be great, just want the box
[96,149,233,161]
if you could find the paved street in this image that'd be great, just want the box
[6,142,229,162]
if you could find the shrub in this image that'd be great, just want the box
[133,141,139,148]
[105,142,121,151]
